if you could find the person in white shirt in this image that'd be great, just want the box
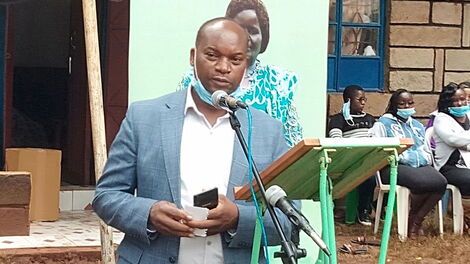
[433,82,470,229]
[93,18,296,264]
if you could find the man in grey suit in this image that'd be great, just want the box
[93,17,296,264]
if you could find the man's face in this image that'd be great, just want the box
[191,22,248,95]
[349,90,366,114]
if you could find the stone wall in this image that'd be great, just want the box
[389,0,470,92]
[326,0,470,129]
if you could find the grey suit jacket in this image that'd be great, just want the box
[93,89,295,264]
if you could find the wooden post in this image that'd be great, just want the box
[82,1,115,263]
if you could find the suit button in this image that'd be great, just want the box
[169,256,176,263]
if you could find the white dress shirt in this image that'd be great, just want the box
[178,88,235,264]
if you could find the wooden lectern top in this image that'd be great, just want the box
[234,137,413,201]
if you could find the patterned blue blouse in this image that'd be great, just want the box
[178,60,303,147]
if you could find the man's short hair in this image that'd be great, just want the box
[195,17,249,49]
[342,85,364,103]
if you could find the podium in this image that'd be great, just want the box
[234,138,413,264]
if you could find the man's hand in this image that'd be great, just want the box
[188,195,239,236]
[149,201,195,237]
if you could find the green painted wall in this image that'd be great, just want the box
[129,1,329,262]
[129,0,328,138]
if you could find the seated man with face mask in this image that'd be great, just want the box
[328,85,376,226]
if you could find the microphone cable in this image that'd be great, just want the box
[246,107,270,263]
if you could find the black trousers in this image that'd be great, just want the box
[380,164,447,195]
[440,165,470,196]
[357,176,376,212]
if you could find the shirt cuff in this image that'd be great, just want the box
[147,222,158,240]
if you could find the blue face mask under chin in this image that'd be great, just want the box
[396,107,416,119]
[342,99,354,125]
[448,104,470,118]
[192,75,213,106]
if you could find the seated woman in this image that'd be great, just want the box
[179,0,302,147]
[427,81,470,151]
[370,89,447,236]
[433,82,470,226]
[328,85,376,225]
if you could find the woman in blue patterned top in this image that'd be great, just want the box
[179,0,303,147]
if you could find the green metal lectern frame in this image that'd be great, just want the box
[234,138,413,264]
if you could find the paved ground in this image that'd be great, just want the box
[0,211,123,250]
[2,211,470,263]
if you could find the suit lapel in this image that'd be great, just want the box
[161,90,186,206]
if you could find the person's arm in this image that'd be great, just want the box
[368,121,386,137]
[92,104,158,245]
[328,114,344,138]
[434,114,470,150]
[93,104,194,244]
[284,102,303,147]
[417,121,433,164]
[282,71,303,147]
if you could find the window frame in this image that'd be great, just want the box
[327,0,386,92]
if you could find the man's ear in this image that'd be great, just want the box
[190,48,195,67]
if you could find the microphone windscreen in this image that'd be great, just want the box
[265,185,287,207]
[211,90,227,109]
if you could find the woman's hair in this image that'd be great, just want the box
[438,82,461,113]
[386,89,410,115]
[226,0,270,53]
[342,85,364,103]
[458,81,470,89]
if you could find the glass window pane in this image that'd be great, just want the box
[342,0,379,23]
[328,26,336,54]
[329,0,336,22]
[341,27,378,56]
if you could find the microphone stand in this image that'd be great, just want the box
[228,109,299,264]
[274,226,307,263]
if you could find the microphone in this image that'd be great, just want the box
[266,185,331,257]
[211,90,248,110]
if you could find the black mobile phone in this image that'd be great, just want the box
[193,187,219,209]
